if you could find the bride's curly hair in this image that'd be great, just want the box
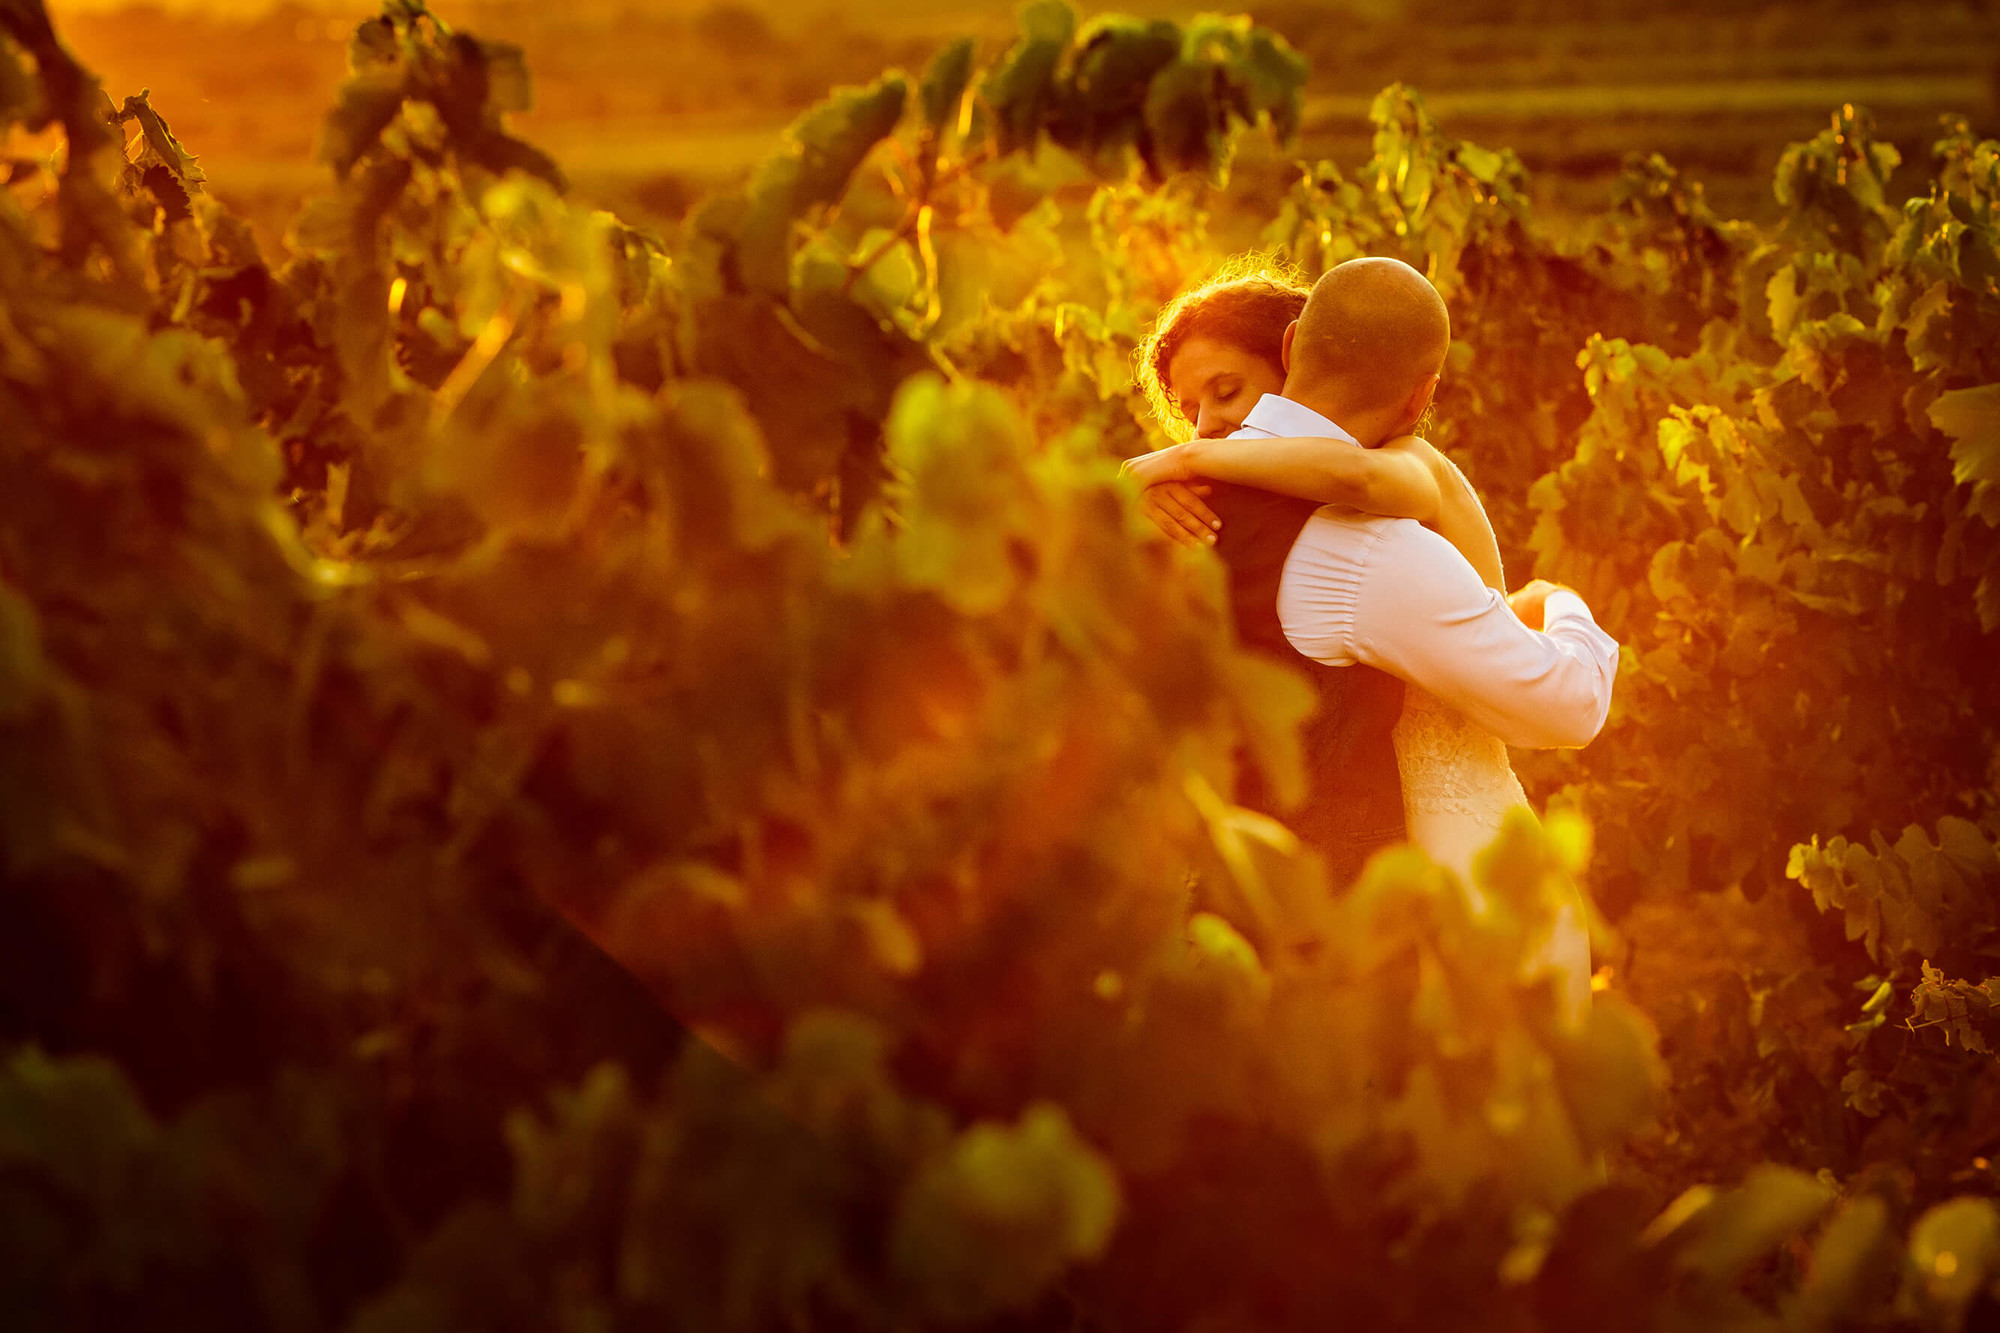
[1133,255,1311,442]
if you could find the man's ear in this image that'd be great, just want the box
[1281,320,1298,374]
[1401,372,1440,432]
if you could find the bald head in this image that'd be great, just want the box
[1283,257,1450,433]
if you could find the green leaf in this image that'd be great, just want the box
[1054,15,1179,157]
[0,34,38,129]
[1789,1196,1895,1326]
[318,70,406,178]
[883,374,1035,614]
[891,1102,1121,1324]
[0,581,44,721]
[1184,910,1271,1001]
[1673,1165,1833,1287]
[1553,998,1666,1151]
[1766,264,1802,339]
[118,89,205,189]
[1910,963,1998,1054]
[1929,382,2000,513]
[478,38,533,115]
[347,15,401,71]
[1458,143,1505,185]
[919,36,975,133]
[1935,815,2000,877]
[0,1046,160,1204]
[1229,27,1309,142]
[847,898,923,976]
[851,228,921,316]
[1909,1197,2000,1320]
[981,1,1074,156]
[735,155,801,297]
[970,152,1059,232]
[1979,572,2000,632]
[1141,57,1217,181]
[788,73,909,209]
[1019,0,1075,45]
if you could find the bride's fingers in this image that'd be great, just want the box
[1173,485,1222,536]
[1140,488,1202,546]
[1146,484,1219,547]
[1141,498,1198,546]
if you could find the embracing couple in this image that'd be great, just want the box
[1124,256,1618,1018]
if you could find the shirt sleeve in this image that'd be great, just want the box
[1323,522,1619,749]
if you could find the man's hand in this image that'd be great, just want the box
[1505,579,1571,631]
[1140,482,1220,547]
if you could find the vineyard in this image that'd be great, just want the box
[2,0,1999,1329]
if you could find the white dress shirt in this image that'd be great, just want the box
[1233,394,1619,749]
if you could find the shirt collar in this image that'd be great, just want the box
[1234,393,1360,444]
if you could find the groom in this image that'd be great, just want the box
[1169,257,1618,884]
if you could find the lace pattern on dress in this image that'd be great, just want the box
[1392,686,1530,820]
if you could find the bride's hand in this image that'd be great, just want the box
[1120,444,1197,489]
[1506,579,1567,630]
[1141,482,1220,547]
[1123,446,1219,547]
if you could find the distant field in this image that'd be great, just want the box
[34,0,2000,245]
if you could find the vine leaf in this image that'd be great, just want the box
[790,73,908,208]
[0,32,37,127]
[319,72,405,179]
[1908,1198,2000,1320]
[1140,57,1217,181]
[889,1102,1120,1324]
[1910,963,1999,1055]
[980,0,1073,157]
[1930,381,2000,521]
[1055,16,1178,159]
[0,580,44,721]
[118,89,204,190]
[919,36,974,134]
[729,74,907,299]
[348,15,400,70]
[1670,1166,1833,1290]
[1219,21,1309,142]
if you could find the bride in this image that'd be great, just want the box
[1124,261,1592,1021]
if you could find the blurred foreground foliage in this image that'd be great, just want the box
[1,0,1997,1329]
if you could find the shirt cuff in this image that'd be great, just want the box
[1543,589,1595,628]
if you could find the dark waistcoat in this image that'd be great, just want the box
[1203,481,1407,886]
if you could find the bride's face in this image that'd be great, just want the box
[1166,331,1286,440]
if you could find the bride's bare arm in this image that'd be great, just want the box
[1124,434,1441,520]
[1122,434,1506,590]
[1413,442,1506,592]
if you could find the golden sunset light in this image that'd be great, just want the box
[5,0,1998,1327]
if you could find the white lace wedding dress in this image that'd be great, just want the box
[1392,686,1592,1023]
